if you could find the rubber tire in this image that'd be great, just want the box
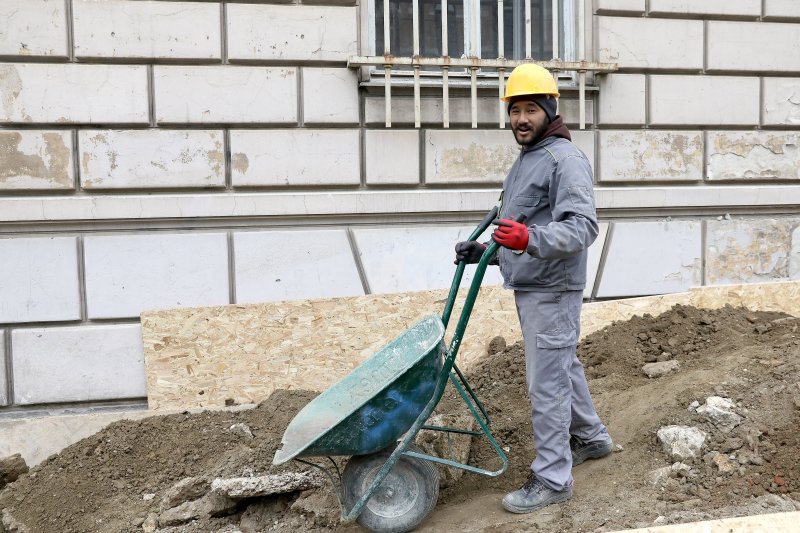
[342,444,440,533]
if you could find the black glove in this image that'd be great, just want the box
[454,241,486,264]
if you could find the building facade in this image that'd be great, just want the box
[1,0,799,415]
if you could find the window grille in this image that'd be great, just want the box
[349,0,617,129]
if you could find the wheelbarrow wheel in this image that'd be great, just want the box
[342,444,439,533]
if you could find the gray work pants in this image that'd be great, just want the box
[514,290,610,491]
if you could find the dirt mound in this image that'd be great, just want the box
[1,304,799,532]
[0,390,320,533]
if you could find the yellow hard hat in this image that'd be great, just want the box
[502,63,560,102]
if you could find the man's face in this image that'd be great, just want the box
[509,100,549,146]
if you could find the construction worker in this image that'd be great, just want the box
[454,63,613,514]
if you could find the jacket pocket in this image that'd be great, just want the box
[515,195,541,207]
[536,329,577,349]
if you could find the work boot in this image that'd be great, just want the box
[570,435,614,466]
[501,472,572,514]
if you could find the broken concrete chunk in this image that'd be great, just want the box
[670,462,692,478]
[647,466,672,487]
[141,513,158,533]
[0,454,29,490]
[160,476,211,510]
[649,462,692,486]
[657,426,706,462]
[642,360,680,378]
[211,471,324,499]
[158,491,237,527]
[696,396,743,433]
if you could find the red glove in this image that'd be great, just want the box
[492,218,529,251]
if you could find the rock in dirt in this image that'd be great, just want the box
[141,513,158,533]
[229,423,254,438]
[211,471,324,499]
[0,454,28,490]
[707,452,737,474]
[642,360,680,378]
[696,396,743,432]
[0,510,28,533]
[648,466,673,486]
[158,491,237,527]
[161,476,211,510]
[657,426,707,462]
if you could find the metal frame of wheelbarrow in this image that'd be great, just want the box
[290,206,510,525]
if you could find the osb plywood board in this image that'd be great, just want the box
[143,281,799,411]
[142,286,520,411]
[688,281,800,314]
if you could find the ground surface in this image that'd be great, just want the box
[1,304,799,532]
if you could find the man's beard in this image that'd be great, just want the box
[512,119,549,146]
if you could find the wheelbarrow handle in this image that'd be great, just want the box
[442,210,525,328]
[492,213,528,226]
[467,206,499,242]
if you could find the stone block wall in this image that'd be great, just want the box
[0,0,798,413]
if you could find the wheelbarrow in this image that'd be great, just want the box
[273,207,513,532]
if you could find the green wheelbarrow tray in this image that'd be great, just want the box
[272,207,516,532]
[272,314,446,464]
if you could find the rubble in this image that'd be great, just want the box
[161,477,210,510]
[211,472,324,499]
[696,396,743,433]
[642,360,680,378]
[708,452,737,474]
[657,426,707,462]
[648,462,692,487]
[0,304,798,532]
[0,455,28,490]
[158,491,237,527]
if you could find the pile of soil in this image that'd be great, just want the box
[1,304,799,532]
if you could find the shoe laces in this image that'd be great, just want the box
[522,472,545,494]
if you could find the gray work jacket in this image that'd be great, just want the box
[497,136,599,292]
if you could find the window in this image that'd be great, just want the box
[355,0,612,128]
[371,0,575,64]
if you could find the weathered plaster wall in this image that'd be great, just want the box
[0,0,798,414]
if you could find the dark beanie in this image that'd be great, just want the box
[507,94,557,122]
